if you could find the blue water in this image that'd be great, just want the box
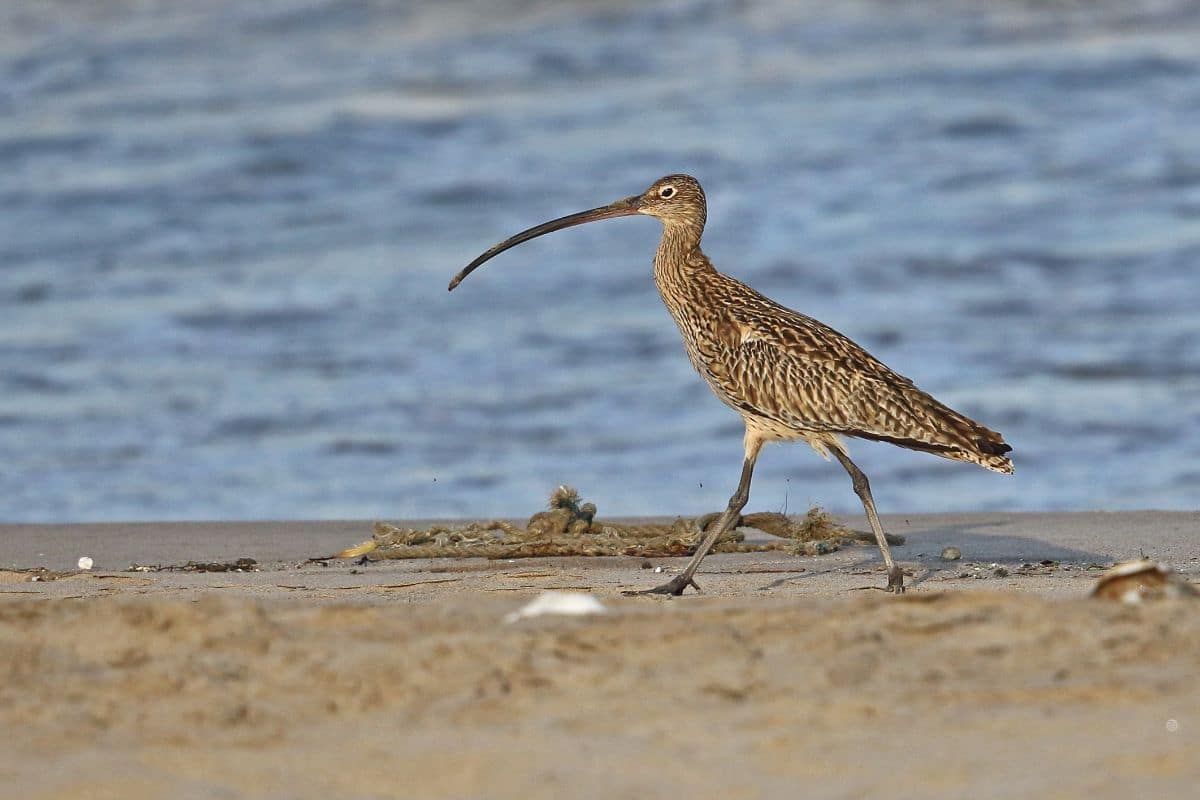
[2,1,1199,522]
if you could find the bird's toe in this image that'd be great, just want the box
[623,574,700,597]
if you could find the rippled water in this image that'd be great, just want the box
[2,0,1199,522]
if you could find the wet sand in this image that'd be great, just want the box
[2,512,1197,799]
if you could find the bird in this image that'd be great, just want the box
[448,174,1012,595]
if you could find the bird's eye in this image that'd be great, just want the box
[659,185,675,199]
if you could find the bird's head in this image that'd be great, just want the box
[634,174,707,229]
[448,174,707,291]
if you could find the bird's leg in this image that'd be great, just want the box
[830,445,904,593]
[626,460,753,596]
[626,433,763,596]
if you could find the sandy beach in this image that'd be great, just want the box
[1,512,1197,799]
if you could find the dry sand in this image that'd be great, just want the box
[1,512,1197,799]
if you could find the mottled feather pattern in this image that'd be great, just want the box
[648,178,1012,475]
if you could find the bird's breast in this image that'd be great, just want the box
[662,309,754,407]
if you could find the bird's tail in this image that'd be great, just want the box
[939,409,1013,474]
[857,428,1013,474]
[852,391,1014,474]
[964,436,1014,475]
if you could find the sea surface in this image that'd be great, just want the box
[2,0,1199,522]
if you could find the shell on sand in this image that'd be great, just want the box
[1090,559,1198,604]
[504,592,607,623]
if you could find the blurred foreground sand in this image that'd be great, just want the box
[1,512,1197,799]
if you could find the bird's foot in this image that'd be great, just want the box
[886,565,906,594]
[623,574,701,597]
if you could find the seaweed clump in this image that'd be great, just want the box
[338,486,901,562]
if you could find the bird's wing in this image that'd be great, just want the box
[718,297,1011,469]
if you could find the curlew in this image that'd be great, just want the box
[448,175,1012,594]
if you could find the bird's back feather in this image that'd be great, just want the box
[660,261,1013,474]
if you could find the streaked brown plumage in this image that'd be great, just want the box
[450,174,1012,594]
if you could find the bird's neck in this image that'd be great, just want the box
[653,222,711,294]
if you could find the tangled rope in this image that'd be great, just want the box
[338,486,902,561]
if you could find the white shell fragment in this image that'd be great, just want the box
[77,556,94,571]
[1091,559,1198,604]
[504,591,607,623]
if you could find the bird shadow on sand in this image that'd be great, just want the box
[755,519,1112,591]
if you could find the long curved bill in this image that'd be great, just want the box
[448,194,642,291]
